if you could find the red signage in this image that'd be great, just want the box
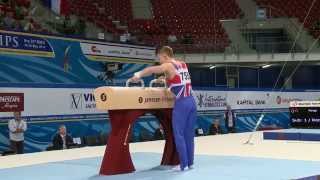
[0,93,24,112]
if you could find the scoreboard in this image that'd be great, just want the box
[290,101,320,128]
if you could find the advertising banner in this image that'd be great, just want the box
[80,42,156,63]
[193,90,320,111]
[0,30,152,86]
[0,93,24,112]
[0,31,54,57]
[1,87,320,120]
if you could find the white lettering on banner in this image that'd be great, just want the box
[312,118,320,122]
[0,96,20,103]
[237,99,266,105]
[80,43,156,61]
[0,35,19,48]
[292,118,320,123]
[308,109,318,113]
[290,101,320,107]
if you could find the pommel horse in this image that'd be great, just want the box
[94,79,179,175]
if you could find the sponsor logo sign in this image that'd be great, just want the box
[0,31,54,57]
[71,93,96,109]
[0,93,24,112]
[80,42,156,63]
[137,96,175,104]
[196,93,227,108]
[276,96,302,105]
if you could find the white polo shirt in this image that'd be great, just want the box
[8,119,27,141]
[228,111,233,127]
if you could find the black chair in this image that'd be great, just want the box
[195,128,205,136]
[139,130,153,142]
[83,135,100,146]
[46,145,54,151]
[99,133,108,145]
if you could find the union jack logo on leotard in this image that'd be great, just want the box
[166,60,192,99]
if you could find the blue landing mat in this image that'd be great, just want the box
[264,129,320,141]
[0,152,319,180]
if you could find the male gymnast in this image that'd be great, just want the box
[130,46,197,171]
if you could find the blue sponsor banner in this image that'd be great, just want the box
[0,30,152,86]
[0,31,54,57]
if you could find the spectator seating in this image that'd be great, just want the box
[0,0,46,33]
[255,0,320,38]
[69,0,241,53]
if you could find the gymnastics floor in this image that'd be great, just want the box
[1,131,320,180]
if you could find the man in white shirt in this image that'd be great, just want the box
[8,111,27,154]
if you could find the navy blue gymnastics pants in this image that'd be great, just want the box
[172,96,197,170]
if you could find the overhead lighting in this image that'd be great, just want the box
[209,65,216,69]
[262,64,271,69]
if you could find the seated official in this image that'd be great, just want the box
[209,120,223,135]
[52,125,74,150]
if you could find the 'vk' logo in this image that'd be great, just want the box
[197,94,204,108]
[71,93,83,109]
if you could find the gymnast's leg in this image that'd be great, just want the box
[184,97,197,168]
[172,99,188,170]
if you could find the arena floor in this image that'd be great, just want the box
[1,131,320,180]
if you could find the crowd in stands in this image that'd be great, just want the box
[0,0,87,37]
[46,15,86,36]
[0,0,48,33]
[1,0,320,53]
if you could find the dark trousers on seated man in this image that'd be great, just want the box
[10,140,24,154]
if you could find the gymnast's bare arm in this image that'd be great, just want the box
[130,63,175,82]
